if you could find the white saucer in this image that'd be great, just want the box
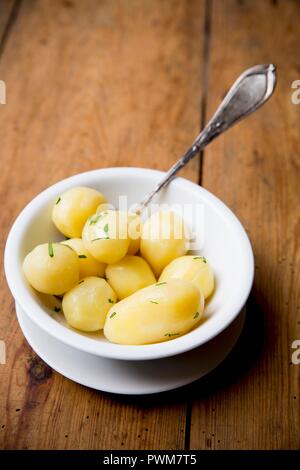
[16,303,245,395]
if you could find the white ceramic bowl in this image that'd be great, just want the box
[5,167,254,361]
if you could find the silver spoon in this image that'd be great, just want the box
[135,64,276,215]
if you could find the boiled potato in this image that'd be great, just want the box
[62,277,117,332]
[140,211,189,276]
[96,202,112,214]
[97,207,141,256]
[82,210,130,264]
[23,243,80,295]
[106,255,156,300]
[52,186,106,238]
[61,238,106,279]
[104,279,203,345]
[159,255,214,299]
[127,213,141,255]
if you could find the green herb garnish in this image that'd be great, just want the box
[150,300,158,304]
[110,312,117,319]
[48,242,54,257]
[155,282,167,286]
[103,223,109,233]
[89,215,101,225]
[54,306,61,313]
[193,256,207,263]
[78,254,87,259]
[193,311,200,319]
[55,197,61,205]
[164,332,180,337]
[108,298,114,304]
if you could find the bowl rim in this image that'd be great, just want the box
[4,167,254,361]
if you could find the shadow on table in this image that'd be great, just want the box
[108,289,269,407]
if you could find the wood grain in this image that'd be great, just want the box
[0,0,205,449]
[189,0,300,450]
[0,0,16,47]
[1,0,300,451]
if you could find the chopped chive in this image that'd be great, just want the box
[150,300,158,304]
[110,312,117,319]
[48,242,54,257]
[155,282,167,286]
[103,223,109,233]
[108,298,114,304]
[89,215,101,225]
[78,280,84,284]
[78,254,87,259]
[55,197,61,205]
[54,306,61,313]
[164,332,180,337]
[193,311,200,319]
[193,256,207,263]
[92,237,109,241]
[89,212,107,225]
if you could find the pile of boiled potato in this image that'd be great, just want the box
[22,186,214,345]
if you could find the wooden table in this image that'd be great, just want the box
[0,0,299,450]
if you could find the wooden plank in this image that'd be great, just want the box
[190,0,300,449]
[0,0,205,449]
[0,0,15,45]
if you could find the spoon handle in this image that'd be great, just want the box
[136,64,276,214]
